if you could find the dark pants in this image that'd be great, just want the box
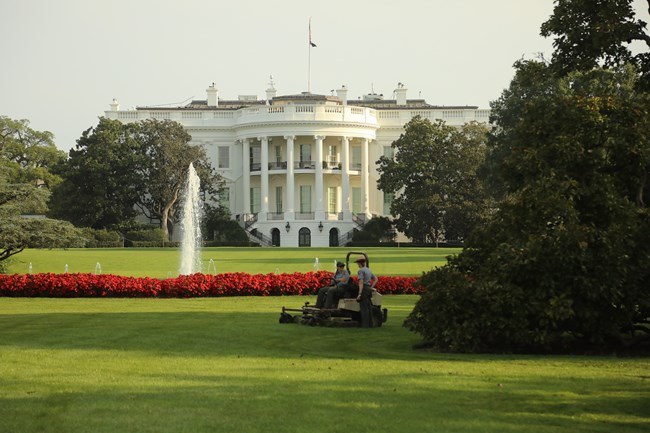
[315,286,332,308]
[325,285,344,309]
[358,285,373,328]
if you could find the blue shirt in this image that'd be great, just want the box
[357,267,376,286]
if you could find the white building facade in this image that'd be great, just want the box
[105,84,489,247]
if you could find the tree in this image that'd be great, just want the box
[49,118,146,229]
[352,216,395,243]
[50,118,222,238]
[1,117,84,267]
[405,0,650,353]
[0,116,66,187]
[135,119,222,240]
[540,0,650,76]
[376,117,492,243]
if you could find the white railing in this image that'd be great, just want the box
[150,111,171,119]
[235,105,377,126]
[106,105,490,128]
[375,108,491,126]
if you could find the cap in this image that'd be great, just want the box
[354,255,366,264]
[336,261,345,267]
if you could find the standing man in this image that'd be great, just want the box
[355,255,378,327]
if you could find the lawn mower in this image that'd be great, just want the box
[279,251,388,327]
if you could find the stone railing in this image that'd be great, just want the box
[376,108,491,126]
[106,105,378,127]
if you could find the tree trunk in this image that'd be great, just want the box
[161,188,179,241]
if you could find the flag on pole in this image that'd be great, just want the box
[309,17,317,47]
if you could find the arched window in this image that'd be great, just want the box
[298,227,311,247]
[329,227,339,247]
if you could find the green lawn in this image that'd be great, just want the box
[0,296,648,433]
[6,247,457,277]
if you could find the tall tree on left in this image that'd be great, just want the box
[0,116,83,266]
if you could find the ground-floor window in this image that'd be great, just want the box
[299,227,311,247]
[329,228,339,247]
[271,228,280,246]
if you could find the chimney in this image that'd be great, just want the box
[266,86,277,101]
[266,75,277,102]
[110,98,120,111]
[207,83,219,107]
[395,82,407,105]
[336,85,348,105]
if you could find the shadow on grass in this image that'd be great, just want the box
[0,310,431,361]
[1,366,647,433]
[1,300,649,433]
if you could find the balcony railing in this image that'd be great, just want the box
[268,161,287,170]
[295,161,316,170]
[249,160,356,173]
[324,161,341,170]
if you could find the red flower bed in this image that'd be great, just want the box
[0,272,423,298]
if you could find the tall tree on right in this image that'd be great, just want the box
[405,0,650,353]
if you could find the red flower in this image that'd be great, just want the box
[0,271,421,298]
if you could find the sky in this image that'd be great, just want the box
[1,0,649,152]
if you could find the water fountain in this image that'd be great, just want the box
[179,163,203,275]
[207,258,216,275]
[95,262,102,275]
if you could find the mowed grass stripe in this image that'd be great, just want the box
[7,247,458,277]
[0,296,648,433]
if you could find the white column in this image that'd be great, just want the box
[341,136,351,220]
[259,136,269,219]
[284,135,295,219]
[242,139,250,214]
[314,135,325,220]
[362,138,370,217]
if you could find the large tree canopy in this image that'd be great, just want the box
[405,0,650,353]
[0,116,66,187]
[540,0,650,76]
[377,117,492,243]
[135,119,223,240]
[50,118,223,239]
[49,118,146,229]
[0,118,84,266]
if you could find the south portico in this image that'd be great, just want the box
[235,131,377,247]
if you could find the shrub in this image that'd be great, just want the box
[124,228,166,246]
[81,228,123,248]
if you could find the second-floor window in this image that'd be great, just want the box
[218,146,230,169]
[351,147,361,170]
[328,145,337,165]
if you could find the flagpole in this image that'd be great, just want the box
[308,18,312,93]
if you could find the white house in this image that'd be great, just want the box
[105,83,489,247]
